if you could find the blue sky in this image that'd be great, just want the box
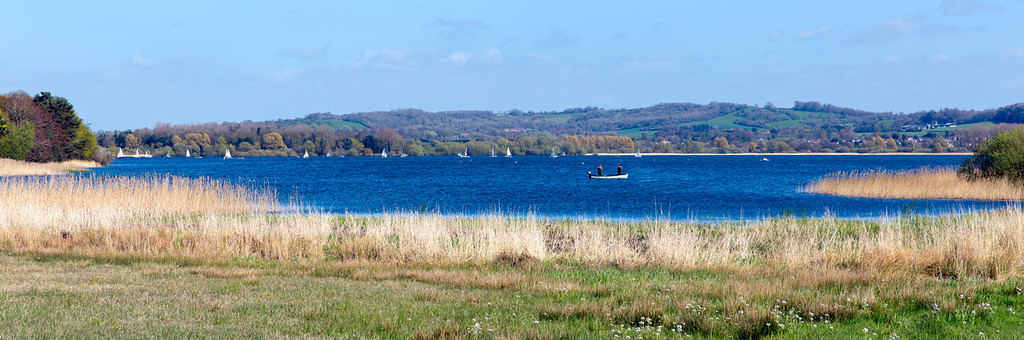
[1,1,1022,130]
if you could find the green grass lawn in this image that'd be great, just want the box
[681,110,753,130]
[3,254,1023,339]
[617,127,658,139]
[901,122,998,136]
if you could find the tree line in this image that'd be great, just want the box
[0,91,99,163]
[102,121,641,157]
[101,100,1024,157]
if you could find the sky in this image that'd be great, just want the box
[1,1,1022,130]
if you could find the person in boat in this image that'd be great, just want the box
[617,165,622,175]
[597,165,603,176]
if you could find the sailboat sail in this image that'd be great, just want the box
[490,148,496,157]
[635,149,641,158]
[550,148,557,158]
[303,150,309,158]
[381,148,388,158]
[185,149,191,158]
[224,149,232,159]
[506,147,511,157]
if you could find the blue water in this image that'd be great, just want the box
[92,155,1015,221]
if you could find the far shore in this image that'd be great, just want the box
[593,152,973,156]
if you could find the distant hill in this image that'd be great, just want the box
[101,101,1024,156]
[254,101,1024,140]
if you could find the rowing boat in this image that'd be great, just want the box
[587,172,628,179]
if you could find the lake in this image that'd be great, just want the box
[93,154,1015,221]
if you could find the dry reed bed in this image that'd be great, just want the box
[0,158,101,176]
[806,168,1024,200]
[3,175,1024,280]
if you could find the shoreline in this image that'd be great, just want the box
[0,158,102,177]
[594,152,973,156]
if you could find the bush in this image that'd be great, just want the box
[958,127,1024,182]
[91,146,115,165]
[0,121,36,160]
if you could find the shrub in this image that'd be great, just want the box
[91,146,115,165]
[0,121,36,160]
[958,126,1024,182]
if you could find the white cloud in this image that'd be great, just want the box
[935,53,951,61]
[344,49,412,70]
[846,17,958,43]
[482,48,502,62]
[443,51,471,65]
[131,54,153,66]
[442,49,502,65]
[768,31,784,42]
[796,25,834,40]
[885,56,901,63]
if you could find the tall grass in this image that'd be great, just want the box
[326,211,1024,279]
[0,175,330,260]
[0,158,100,176]
[806,168,1024,201]
[3,174,1024,280]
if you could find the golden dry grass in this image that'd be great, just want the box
[0,158,101,176]
[3,174,1024,281]
[806,168,1024,200]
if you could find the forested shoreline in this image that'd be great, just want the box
[101,101,1024,157]
[0,91,101,163]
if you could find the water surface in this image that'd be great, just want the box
[94,155,1013,221]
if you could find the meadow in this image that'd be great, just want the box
[2,165,1024,338]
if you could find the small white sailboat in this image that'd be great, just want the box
[166,150,172,158]
[505,147,512,158]
[635,149,642,158]
[117,148,154,158]
[761,157,769,162]
[224,149,232,159]
[490,148,496,157]
[457,148,469,158]
[326,150,331,157]
[303,150,310,159]
[185,149,191,158]
[381,148,388,158]
[550,148,558,158]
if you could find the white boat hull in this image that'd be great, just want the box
[588,173,628,179]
